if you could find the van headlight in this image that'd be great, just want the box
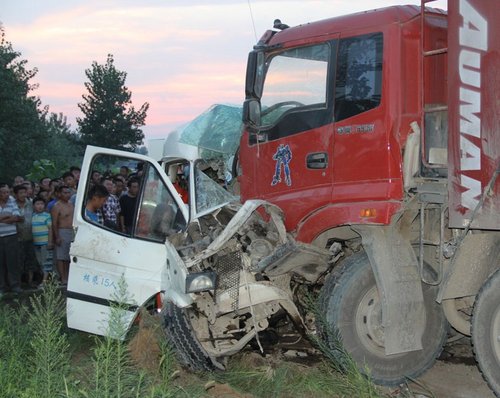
[185,271,217,293]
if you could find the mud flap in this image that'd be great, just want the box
[438,232,500,301]
[353,225,425,355]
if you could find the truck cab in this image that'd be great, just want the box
[240,5,447,242]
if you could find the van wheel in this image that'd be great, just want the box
[318,251,448,386]
[162,302,222,372]
[472,269,500,397]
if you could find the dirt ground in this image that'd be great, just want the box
[257,331,497,398]
[413,360,495,398]
[239,332,497,398]
[405,337,496,398]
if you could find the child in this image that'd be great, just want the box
[32,197,53,287]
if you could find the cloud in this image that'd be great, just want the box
[3,0,448,141]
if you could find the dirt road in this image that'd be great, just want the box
[414,360,495,398]
[398,337,495,398]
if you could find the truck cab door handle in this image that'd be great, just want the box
[306,152,328,169]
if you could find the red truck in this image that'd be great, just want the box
[239,0,500,393]
[67,1,500,395]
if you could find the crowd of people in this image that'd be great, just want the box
[0,164,141,298]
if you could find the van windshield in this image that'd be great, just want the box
[195,162,238,214]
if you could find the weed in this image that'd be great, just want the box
[27,279,71,397]
[0,304,32,396]
[212,294,387,397]
[77,276,146,398]
[306,294,386,398]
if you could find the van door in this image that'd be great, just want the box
[67,146,189,336]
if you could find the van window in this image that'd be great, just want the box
[194,161,237,214]
[136,164,185,241]
[83,154,185,242]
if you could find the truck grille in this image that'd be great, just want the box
[215,251,242,311]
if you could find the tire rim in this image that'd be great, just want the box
[355,286,386,356]
[492,305,500,364]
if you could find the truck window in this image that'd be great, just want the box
[335,33,383,121]
[258,42,333,140]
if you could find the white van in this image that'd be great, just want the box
[67,145,329,371]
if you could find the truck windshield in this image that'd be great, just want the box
[260,43,330,126]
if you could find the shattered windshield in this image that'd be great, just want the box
[178,104,242,159]
[261,43,330,126]
[195,164,238,214]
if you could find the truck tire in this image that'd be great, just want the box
[162,302,221,372]
[472,269,500,397]
[318,251,448,386]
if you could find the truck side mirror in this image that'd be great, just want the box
[242,99,261,131]
[245,51,264,99]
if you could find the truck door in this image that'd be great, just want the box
[252,38,338,229]
[331,33,386,199]
[67,146,188,336]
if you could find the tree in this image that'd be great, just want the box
[0,24,46,182]
[0,25,83,182]
[77,54,149,151]
[39,111,83,170]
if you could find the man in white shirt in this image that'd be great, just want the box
[0,182,22,296]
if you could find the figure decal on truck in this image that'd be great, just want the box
[271,144,292,186]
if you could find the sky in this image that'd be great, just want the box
[1,0,447,142]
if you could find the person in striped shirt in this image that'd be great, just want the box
[32,197,53,287]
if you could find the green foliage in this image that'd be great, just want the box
[0,304,32,396]
[27,279,71,397]
[25,159,58,181]
[78,276,146,398]
[0,281,71,398]
[77,54,149,151]
[216,345,393,398]
[0,277,397,398]
[306,294,386,398]
[0,25,45,182]
[39,111,84,171]
[0,26,83,182]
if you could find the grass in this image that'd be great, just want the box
[212,294,388,398]
[0,281,413,398]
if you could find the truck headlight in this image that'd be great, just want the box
[185,271,217,293]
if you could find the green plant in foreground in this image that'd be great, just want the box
[209,294,387,398]
[0,304,32,397]
[78,276,146,398]
[27,279,71,397]
[306,294,385,398]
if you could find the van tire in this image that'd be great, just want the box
[162,302,221,372]
[318,251,448,386]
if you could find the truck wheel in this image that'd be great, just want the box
[162,302,222,372]
[472,269,500,397]
[318,251,448,386]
